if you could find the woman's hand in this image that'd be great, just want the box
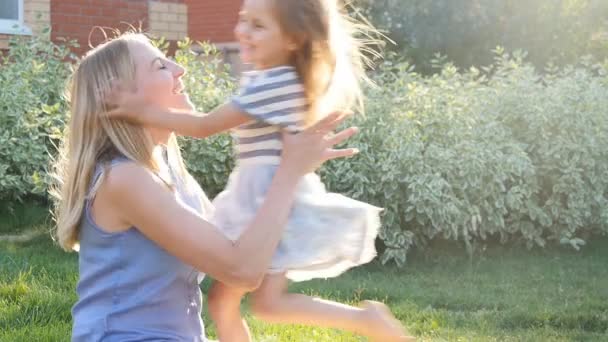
[280,112,359,176]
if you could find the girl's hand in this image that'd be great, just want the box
[104,81,150,123]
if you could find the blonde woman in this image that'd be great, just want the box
[51,32,357,341]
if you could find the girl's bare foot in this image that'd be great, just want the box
[361,300,416,342]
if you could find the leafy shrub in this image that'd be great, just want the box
[0,35,235,206]
[321,50,608,265]
[3,34,608,267]
[0,32,76,204]
[167,38,237,197]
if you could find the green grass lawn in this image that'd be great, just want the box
[1,205,607,341]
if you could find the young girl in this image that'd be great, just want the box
[109,0,413,341]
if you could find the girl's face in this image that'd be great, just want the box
[234,0,297,69]
[128,40,194,142]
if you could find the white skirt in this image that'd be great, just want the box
[211,164,381,282]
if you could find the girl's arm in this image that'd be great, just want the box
[105,82,251,138]
[125,102,251,139]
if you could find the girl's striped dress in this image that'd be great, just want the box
[211,65,381,282]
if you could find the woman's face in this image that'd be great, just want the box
[128,39,194,142]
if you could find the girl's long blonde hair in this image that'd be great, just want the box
[272,0,376,123]
[50,33,189,251]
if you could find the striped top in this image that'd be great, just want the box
[231,65,307,165]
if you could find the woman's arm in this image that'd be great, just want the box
[104,161,296,290]
[103,113,357,290]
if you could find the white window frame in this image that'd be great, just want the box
[0,0,32,35]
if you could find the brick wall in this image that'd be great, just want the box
[25,0,51,35]
[186,0,240,43]
[148,1,187,41]
[0,34,8,50]
[3,0,242,66]
[51,0,148,56]
[0,0,51,50]
[50,0,187,56]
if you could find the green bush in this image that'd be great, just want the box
[0,35,235,205]
[170,39,237,197]
[3,34,608,266]
[0,32,76,204]
[321,50,608,265]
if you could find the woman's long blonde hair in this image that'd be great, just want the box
[50,33,189,251]
[273,0,376,123]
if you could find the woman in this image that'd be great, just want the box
[50,32,358,341]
